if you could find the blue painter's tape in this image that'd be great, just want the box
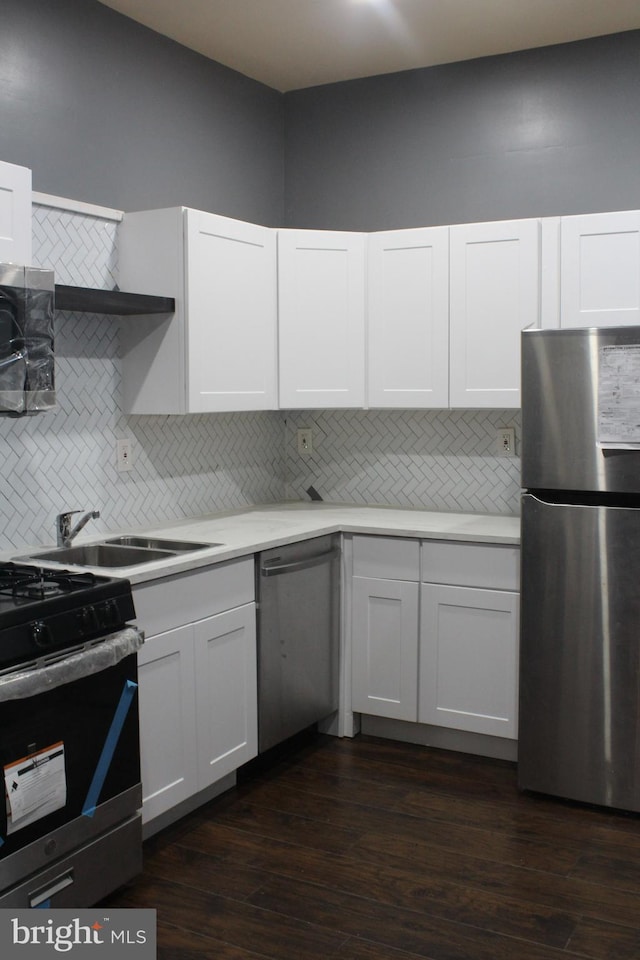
[35,900,51,909]
[82,679,138,818]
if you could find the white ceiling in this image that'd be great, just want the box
[97,0,640,92]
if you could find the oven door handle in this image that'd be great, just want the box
[0,626,143,702]
[29,870,74,908]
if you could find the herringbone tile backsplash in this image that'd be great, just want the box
[0,202,520,552]
[284,409,521,516]
[0,204,284,551]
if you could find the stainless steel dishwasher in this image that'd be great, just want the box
[256,535,340,752]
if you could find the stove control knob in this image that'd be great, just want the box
[44,837,57,857]
[100,600,120,628]
[31,620,53,648]
[78,605,99,635]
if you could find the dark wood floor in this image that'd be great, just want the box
[104,734,640,960]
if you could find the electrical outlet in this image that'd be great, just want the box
[297,428,313,455]
[497,427,516,457]
[116,438,133,472]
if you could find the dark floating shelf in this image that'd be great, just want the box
[54,284,175,316]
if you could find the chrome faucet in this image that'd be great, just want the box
[56,510,101,548]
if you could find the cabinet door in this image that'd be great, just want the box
[560,210,640,328]
[419,583,519,738]
[368,227,449,408]
[185,210,277,411]
[137,625,198,823]
[0,160,32,265]
[351,576,419,721]
[449,219,539,408]
[278,230,365,408]
[194,603,258,787]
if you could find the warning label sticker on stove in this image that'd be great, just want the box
[4,741,66,834]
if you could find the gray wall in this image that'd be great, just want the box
[0,0,284,224]
[2,6,639,231]
[284,31,640,231]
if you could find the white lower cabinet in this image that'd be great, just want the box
[351,536,420,722]
[420,541,520,739]
[351,576,419,721]
[418,582,519,738]
[134,558,257,826]
[137,622,197,820]
[193,604,257,788]
[350,535,519,742]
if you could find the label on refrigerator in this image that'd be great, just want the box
[4,741,67,834]
[598,344,640,448]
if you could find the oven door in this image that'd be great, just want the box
[0,628,142,895]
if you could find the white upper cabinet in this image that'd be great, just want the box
[367,227,449,408]
[449,218,540,408]
[560,210,640,328]
[0,160,32,265]
[119,207,277,414]
[278,229,366,408]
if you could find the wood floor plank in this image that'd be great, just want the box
[564,917,640,960]
[246,874,583,960]
[142,844,267,901]
[223,777,583,874]
[107,874,348,960]
[352,829,640,929]
[156,920,277,960]
[176,819,578,949]
[102,734,640,960]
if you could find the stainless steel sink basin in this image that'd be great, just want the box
[105,536,217,552]
[14,534,224,567]
[17,536,223,568]
[22,543,175,567]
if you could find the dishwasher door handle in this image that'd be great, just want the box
[260,548,339,577]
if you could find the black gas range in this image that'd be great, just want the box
[0,561,142,908]
[0,562,136,671]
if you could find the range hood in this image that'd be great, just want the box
[55,285,174,316]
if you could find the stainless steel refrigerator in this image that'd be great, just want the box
[519,326,640,811]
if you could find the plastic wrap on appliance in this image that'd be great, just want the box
[0,626,144,701]
[0,265,55,415]
[0,350,27,412]
[24,277,55,411]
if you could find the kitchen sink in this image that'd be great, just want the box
[105,536,216,552]
[16,537,222,568]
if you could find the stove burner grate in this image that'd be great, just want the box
[0,563,99,605]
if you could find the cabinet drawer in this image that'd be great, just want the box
[133,557,254,636]
[352,536,420,580]
[421,541,519,590]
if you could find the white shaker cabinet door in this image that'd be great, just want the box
[278,229,366,408]
[185,210,277,411]
[194,603,258,788]
[0,160,32,265]
[560,210,640,328]
[368,227,449,408]
[449,219,540,408]
[419,583,519,739]
[119,207,277,414]
[351,576,419,722]
[137,624,198,824]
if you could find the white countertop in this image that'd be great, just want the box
[11,502,520,585]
